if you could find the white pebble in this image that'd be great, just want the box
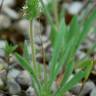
[66,2,84,15]
[7,78,21,95]
[0,0,15,7]
[3,7,19,19]
[26,87,36,96]
[0,14,11,29]
[90,88,96,96]
[0,78,4,89]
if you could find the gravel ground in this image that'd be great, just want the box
[0,0,96,96]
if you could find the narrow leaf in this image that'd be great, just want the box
[15,53,40,95]
[49,18,66,84]
[56,71,85,96]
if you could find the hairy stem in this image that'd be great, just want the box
[29,20,37,73]
[53,0,59,28]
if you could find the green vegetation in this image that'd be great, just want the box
[15,0,96,96]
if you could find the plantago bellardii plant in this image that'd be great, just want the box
[15,0,96,96]
[24,0,39,72]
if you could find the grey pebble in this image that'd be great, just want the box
[71,81,95,96]
[51,81,57,93]
[90,87,96,96]
[0,0,15,7]
[0,93,6,96]
[65,92,76,96]
[0,78,4,90]
[26,86,36,96]
[7,78,21,95]
[0,15,11,29]
[16,71,32,86]
[7,69,21,79]
[0,69,7,82]
[12,95,19,96]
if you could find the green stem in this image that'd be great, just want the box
[53,0,59,28]
[29,20,37,73]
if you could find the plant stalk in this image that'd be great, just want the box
[53,0,59,28]
[29,20,37,73]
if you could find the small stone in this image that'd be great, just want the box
[16,19,43,36]
[65,92,76,96]
[0,78,4,90]
[71,81,95,96]
[0,0,15,7]
[80,81,95,96]
[0,93,6,96]
[0,15,11,29]
[15,19,29,33]
[12,95,19,96]
[0,62,8,70]
[0,64,4,71]
[26,87,36,96]
[90,87,96,96]
[51,81,57,93]
[7,69,21,80]
[16,71,32,86]
[32,20,43,35]
[35,35,48,45]
[0,46,6,58]
[39,0,50,6]
[0,40,6,49]
[76,50,86,60]
[9,55,18,64]
[0,70,7,81]
[3,7,19,19]
[7,78,21,95]
[66,2,83,15]
[71,83,81,95]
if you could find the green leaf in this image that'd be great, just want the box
[78,59,91,68]
[49,18,66,84]
[60,62,74,86]
[15,53,40,95]
[56,71,85,96]
[54,37,75,76]
[4,42,17,56]
[84,60,93,80]
[77,58,93,80]
[65,16,80,43]
[75,10,96,49]
[55,17,80,73]
[23,41,30,63]
[64,16,80,56]
[50,25,58,45]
